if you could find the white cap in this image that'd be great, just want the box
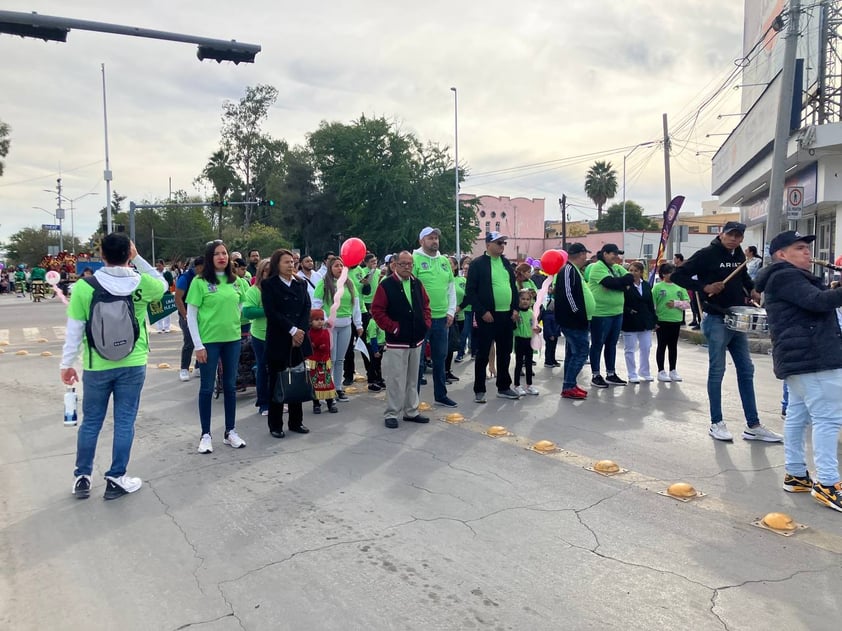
[418,226,441,240]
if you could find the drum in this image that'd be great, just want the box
[724,306,768,334]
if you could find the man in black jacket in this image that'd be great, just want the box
[464,232,521,402]
[756,230,842,512]
[554,243,593,399]
[370,251,432,429]
[671,221,782,443]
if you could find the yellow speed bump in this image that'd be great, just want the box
[752,512,807,536]
[157,363,171,369]
[529,439,558,454]
[418,402,431,411]
[0,341,9,346]
[485,425,511,437]
[344,386,359,394]
[15,350,29,356]
[585,459,629,476]
[37,338,49,343]
[443,413,465,424]
[40,351,53,357]
[353,375,366,383]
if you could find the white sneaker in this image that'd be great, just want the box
[640,374,654,382]
[709,422,733,441]
[742,424,783,443]
[104,475,142,500]
[514,385,527,396]
[198,433,213,453]
[657,371,671,382]
[179,369,190,382]
[628,374,640,384]
[525,385,540,395]
[224,429,246,448]
[193,368,201,379]
[669,370,683,382]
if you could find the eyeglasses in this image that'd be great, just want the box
[206,239,223,247]
[395,262,413,268]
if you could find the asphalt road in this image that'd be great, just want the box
[1,294,840,630]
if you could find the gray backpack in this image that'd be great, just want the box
[84,276,140,367]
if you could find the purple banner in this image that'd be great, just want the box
[649,195,685,284]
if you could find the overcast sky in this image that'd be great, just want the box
[0,1,745,248]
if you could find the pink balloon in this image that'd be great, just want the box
[340,238,367,268]
[540,249,568,276]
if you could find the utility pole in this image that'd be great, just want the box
[55,177,65,252]
[766,0,802,241]
[662,113,674,259]
[559,195,567,250]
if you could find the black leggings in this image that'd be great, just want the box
[655,321,681,371]
[513,336,534,387]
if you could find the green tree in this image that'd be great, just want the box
[196,150,238,237]
[4,227,75,266]
[584,160,618,221]
[219,84,287,229]
[308,115,478,255]
[595,200,657,232]
[131,191,215,262]
[0,119,10,177]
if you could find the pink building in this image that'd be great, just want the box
[462,194,546,261]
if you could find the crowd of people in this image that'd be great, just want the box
[57,224,842,514]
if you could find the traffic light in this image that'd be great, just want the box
[258,199,275,207]
[197,45,256,65]
[0,21,69,42]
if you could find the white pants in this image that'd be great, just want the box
[156,314,171,332]
[383,345,422,420]
[623,330,652,379]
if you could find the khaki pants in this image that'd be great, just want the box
[383,344,422,420]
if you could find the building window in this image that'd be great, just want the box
[485,221,490,233]
[643,244,653,258]
[708,226,719,234]
[495,221,500,231]
[491,211,496,218]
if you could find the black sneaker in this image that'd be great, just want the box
[342,377,353,387]
[591,375,609,388]
[497,388,521,400]
[313,403,322,414]
[812,481,842,512]
[103,475,142,500]
[73,475,91,499]
[336,390,349,402]
[783,471,813,493]
[435,397,458,408]
[454,355,464,363]
[385,417,399,429]
[367,383,382,392]
[327,399,338,413]
[403,414,430,423]
[445,372,460,382]
[605,374,627,386]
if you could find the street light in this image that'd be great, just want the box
[32,207,61,252]
[450,87,460,260]
[622,141,658,249]
[43,189,97,253]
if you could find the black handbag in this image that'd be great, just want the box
[273,361,314,404]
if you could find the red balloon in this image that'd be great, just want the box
[340,237,367,267]
[540,249,568,276]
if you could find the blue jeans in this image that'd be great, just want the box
[75,365,146,478]
[418,316,449,400]
[589,314,622,375]
[198,340,241,435]
[458,314,474,357]
[561,327,590,390]
[701,315,759,426]
[250,335,269,411]
[784,369,842,486]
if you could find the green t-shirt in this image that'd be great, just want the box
[585,261,628,317]
[454,276,466,321]
[490,256,513,312]
[514,308,534,338]
[577,267,596,320]
[242,284,267,341]
[412,251,453,319]
[67,273,165,371]
[314,279,354,318]
[186,273,244,344]
[401,278,412,304]
[348,266,368,314]
[365,317,386,345]
[519,279,538,293]
[30,267,46,281]
[653,282,689,323]
[360,267,380,305]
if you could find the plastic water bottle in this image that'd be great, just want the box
[64,387,78,427]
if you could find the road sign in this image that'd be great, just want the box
[41,224,61,231]
[786,186,804,221]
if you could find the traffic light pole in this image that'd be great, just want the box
[127,200,263,242]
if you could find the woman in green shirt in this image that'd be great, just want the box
[242,259,270,416]
[186,240,247,454]
[446,256,464,382]
[456,255,473,361]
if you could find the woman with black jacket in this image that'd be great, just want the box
[261,249,313,438]
[621,261,657,383]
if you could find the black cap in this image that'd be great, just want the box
[722,221,746,235]
[567,243,591,255]
[769,230,816,255]
[601,243,624,255]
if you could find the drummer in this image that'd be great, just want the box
[671,221,783,443]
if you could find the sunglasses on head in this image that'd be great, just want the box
[206,239,224,247]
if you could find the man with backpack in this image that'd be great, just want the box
[60,233,168,500]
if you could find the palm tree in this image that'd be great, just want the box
[0,119,11,177]
[199,150,238,237]
[584,160,618,221]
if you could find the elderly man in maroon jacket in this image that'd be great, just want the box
[371,251,432,429]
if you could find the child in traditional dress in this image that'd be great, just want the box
[308,309,338,414]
